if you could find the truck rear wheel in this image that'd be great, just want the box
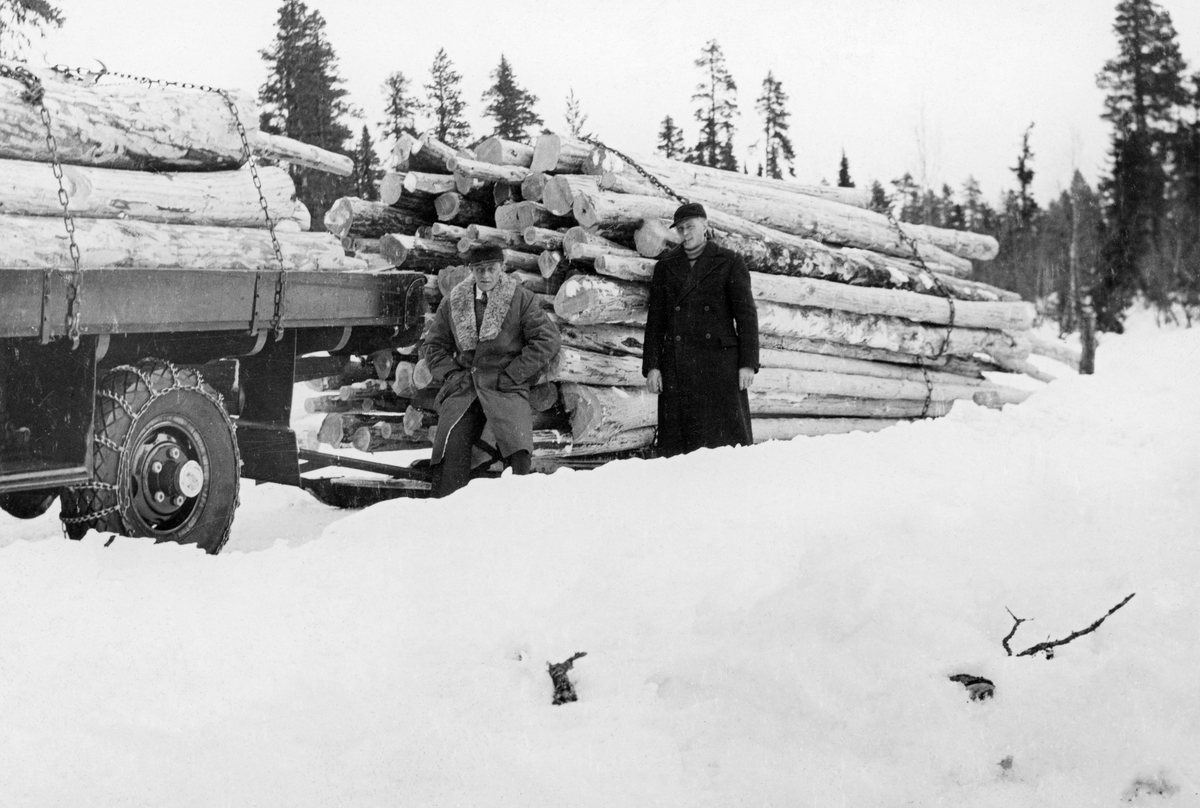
[61,360,241,554]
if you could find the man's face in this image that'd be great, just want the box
[472,261,503,292]
[674,217,707,251]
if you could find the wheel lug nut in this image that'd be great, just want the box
[168,448,181,461]
[154,491,166,503]
[173,495,185,506]
[151,461,163,473]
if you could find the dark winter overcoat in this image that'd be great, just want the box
[642,240,760,457]
[424,273,561,463]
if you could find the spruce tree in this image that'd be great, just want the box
[657,115,685,159]
[259,0,356,230]
[1094,0,1187,330]
[380,70,417,143]
[1169,73,1200,319]
[352,125,381,201]
[481,54,543,141]
[868,180,889,213]
[1011,123,1038,227]
[0,0,64,59]
[689,40,738,170]
[564,87,589,138]
[420,48,471,147]
[756,72,794,179]
[837,150,854,188]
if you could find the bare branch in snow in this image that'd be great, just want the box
[1016,593,1136,659]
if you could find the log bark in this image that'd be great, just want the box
[379,233,461,270]
[588,146,873,210]
[552,273,1030,361]
[393,132,452,174]
[253,132,353,176]
[304,393,369,414]
[0,213,364,271]
[399,171,459,199]
[435,192,491,225]
[751,417,902,442]
[324,196,434,239]
[318,412,408,446]
[533,426,656,457]
[574,189,973,275]
[588,254,1034,330]
[555,321,648,356]
[560,383,657,442]
[756,300,1030,362]
[631,218,1011,305]
[542,175,600,216]
[521,172,548,202]
[428,222,469,241]
[749,394,952,419]
[0,64,255,171]
[500,249,540,272]
[351,425,431,452]
[464,224,536,251]
[550,349,1022,407]
[553,274,649,326]
[1028,332,1082,370]
[0,159,310,230]
[414,133,457,170]
[546,346,646,386]
[477,137,536,167]
[522,226,565,251]
[496,201,575,232]
[448,155,531,185]
[563,226,640,259]
[341,237,380,254]
[530,133,595,174]
[513,270,557,294]
[590,148,995,261]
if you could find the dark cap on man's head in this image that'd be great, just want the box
[672,202,707,228]
[469,245,506,268]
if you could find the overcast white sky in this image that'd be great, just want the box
[29,0,1200,207]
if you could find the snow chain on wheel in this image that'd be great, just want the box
[60,360,241,554]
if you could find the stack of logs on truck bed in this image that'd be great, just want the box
[319,128,1060,460]
[0,61,362,271]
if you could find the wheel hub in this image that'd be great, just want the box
[132,426,205,529]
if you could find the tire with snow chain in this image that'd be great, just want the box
[60,360,241,554]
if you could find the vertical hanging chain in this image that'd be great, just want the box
[47,64,289,337]
[575,135,690,205]
[883,205,960,418]
[2,63,85,347]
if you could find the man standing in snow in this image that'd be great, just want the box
[643,202,759,457]
[423,246,561,497]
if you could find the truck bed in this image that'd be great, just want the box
[0,267,419,339]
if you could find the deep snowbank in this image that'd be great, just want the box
[2,311,1197,807]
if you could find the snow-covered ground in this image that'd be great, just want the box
[2,307,1198,807]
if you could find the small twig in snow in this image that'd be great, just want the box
[1016,593,1136,658]
[548,652,587,705]
[1002,606,1028,656]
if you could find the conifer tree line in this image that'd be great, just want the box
[6,0,1195,332]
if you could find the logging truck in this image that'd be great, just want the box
[0,265,429,553]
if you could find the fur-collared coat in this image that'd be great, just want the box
[642,240,759,456]
[423,273,561,464]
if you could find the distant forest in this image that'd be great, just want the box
[4,0,1197,334]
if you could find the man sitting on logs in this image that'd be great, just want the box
[643,202,759,457]
[424,245,561,497]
